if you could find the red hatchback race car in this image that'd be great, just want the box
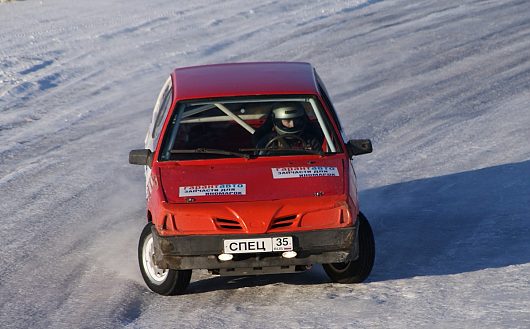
[129,62,374,295]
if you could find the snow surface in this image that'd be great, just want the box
[1,0,529,328]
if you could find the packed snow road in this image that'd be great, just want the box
[1,0,529,328]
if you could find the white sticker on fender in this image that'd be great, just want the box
[272,166,339,179]
[179,184,246,197]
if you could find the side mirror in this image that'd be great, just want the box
[346,139,373,157]
[129,149,153,167]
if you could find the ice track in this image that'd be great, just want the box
[1,0,529,328]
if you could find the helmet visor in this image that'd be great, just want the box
[274,117,306,134]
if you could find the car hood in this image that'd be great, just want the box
[159,156,346,204]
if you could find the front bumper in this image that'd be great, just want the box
[151,225,358,273]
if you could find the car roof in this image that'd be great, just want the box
[171,62,319,100]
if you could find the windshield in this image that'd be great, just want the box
[159,96,342,161]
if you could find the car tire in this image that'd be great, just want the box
[323,212,375,283]
[138,222,192,295]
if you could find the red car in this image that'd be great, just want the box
[129,62,374,295]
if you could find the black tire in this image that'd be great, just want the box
[323,212,375,283]
[138,223,192,295]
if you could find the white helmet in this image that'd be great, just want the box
[272,103,307,135]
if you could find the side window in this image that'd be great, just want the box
[152,88,173,148]
[315,71,345,135]
[318,89,343,135]
[146,77,172,151]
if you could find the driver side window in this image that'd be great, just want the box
[152,88,173,149]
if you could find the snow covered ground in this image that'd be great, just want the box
[1,0,529,328]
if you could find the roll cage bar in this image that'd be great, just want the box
[175,97,337,153]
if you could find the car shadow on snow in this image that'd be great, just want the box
[361,159,530,282]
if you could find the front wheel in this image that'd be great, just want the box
[138,223,192,295]
[323,212,375,283]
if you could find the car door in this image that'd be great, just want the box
[315,71,360,209]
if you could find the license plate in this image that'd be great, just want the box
[223,237,293,254]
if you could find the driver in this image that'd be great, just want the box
[255,102,323,151]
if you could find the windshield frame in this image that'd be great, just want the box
[157,95,344,162]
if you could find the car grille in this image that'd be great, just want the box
[270,215,297,229]
[214,218,243,230]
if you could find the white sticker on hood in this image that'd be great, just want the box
[272,167,339,179]
[179,184,246,197]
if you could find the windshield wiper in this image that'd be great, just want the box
[239,148,324,156]
[171,148,251,159]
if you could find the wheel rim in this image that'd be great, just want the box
[142,234,169,283]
